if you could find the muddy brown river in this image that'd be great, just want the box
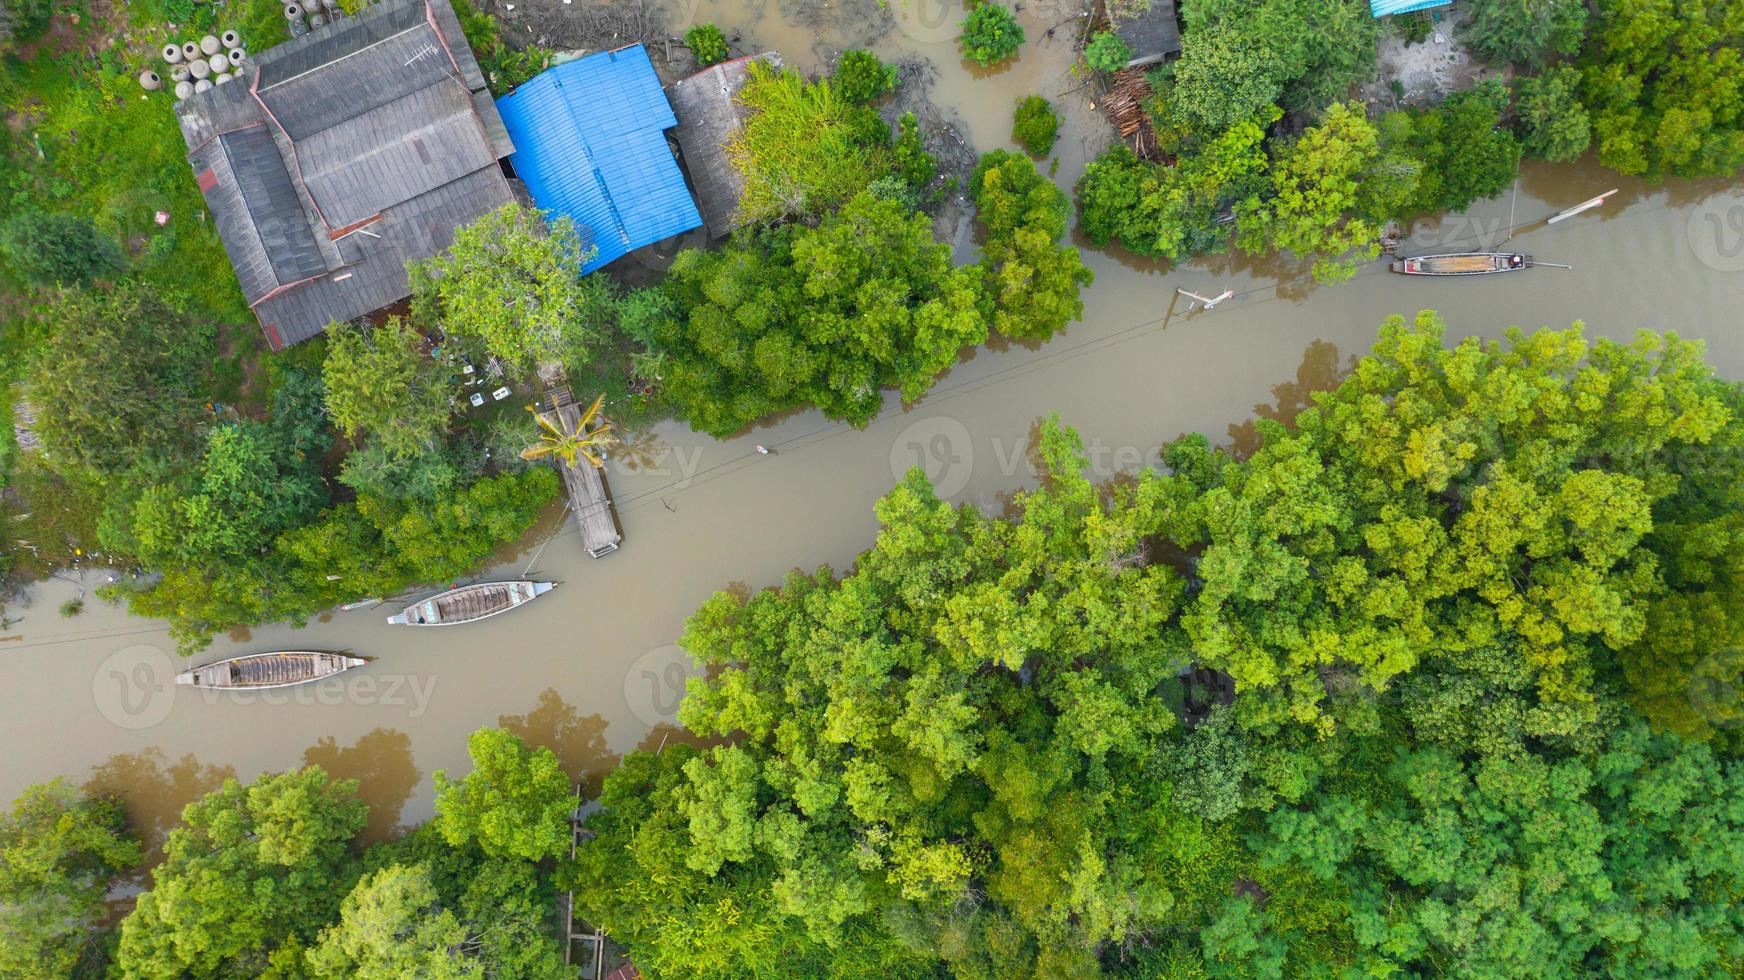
[5,6,1744,850]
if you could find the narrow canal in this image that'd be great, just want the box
[3,3,1742,851]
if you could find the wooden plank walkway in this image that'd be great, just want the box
[538,391,622,558]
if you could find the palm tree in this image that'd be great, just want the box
[520,392,616,469]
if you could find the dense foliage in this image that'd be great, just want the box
[409,203,604,372]
[100,731,570,979]
[1011,94,1059,156]
[641,191,986,435]
[1462,0,1587,68]
[568,313,1744,977]
[726,61,902,223]
[1084,30,1134,74]
[959,3,1025,67]
[0,211,126,287]
[684,23,729,67]
[833,49,898,103]
[0,780,140,977]
[969,151,1094,339]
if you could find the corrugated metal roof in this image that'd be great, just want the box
[1370,0,1451,16]
[496,45,702,273]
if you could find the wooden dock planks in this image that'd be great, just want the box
[539,398,623,558]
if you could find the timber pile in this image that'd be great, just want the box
[1099,68,1162,161]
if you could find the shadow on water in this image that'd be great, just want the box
[498,688,622,798]
[84,748,237,870]
[1223,339,1355,460]
[634,722,726,756]
[302,728,420,845]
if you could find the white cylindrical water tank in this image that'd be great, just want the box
[162,43,183,63]
[194,79,213,94]
[284,2,303,19]
[190,59,210,79]
[309,11,327,27]
[227,49,245,68]
[182,41,201,61]
[175,80,194,99]
[221,29,241,49]
[215,72,233,85]
[170,63,191,82]
[200,35,220,55]
[139,70,162,91]
[208,54,228,74]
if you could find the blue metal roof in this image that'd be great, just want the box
[496,45,702,273]
[1370,0,1451,15]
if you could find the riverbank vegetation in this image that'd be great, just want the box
[1077,0,1744,275]
[12,313,1742,977]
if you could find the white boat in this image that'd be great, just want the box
[175,652,367,690]
[386,581,555,626]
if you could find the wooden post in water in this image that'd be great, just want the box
[1548,189,1618,224]
[1177,287,1234,311]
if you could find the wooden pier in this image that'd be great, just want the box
[537,390,622,558]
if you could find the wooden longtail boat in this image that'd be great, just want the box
[1390,252,1532,275]
[386,581,555,626]
[175,652,367,690]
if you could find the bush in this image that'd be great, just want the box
[1012,95,1058,156]
[58,598,83,618]
[1084,30,1133,73]
[959,3,1024,67]
[0,0,53,49]
[833,49,898,103]
[686,23,729,66]
[0,212,126,288]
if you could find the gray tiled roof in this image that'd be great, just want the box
[172,0,513,349]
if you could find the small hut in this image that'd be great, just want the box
[668,52,783,240]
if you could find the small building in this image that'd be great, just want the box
[1111,0,1180,70]
[173,0,516,350]
[496,46,703,273]
[1370,0,1452,15]
[667,53,782,240]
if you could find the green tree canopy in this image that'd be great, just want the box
[1235,101,1396,283]
[409,204,603,371]
[1462,0,1587,67]
[115,766,367,978]
[305,864,478,979]
[969,151,1094,340]
[322,317,454,459]
[727,61,896,223]
[24,284,213,473]
[0,780,141,978]
[572,419,1191,976]
[0,210,126,287]
[649,191,986,435]
[433,728,574,862]
[1512,65,1592,162]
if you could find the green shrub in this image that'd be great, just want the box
[959,3,1024,67]
[1084,29,1133,73]
[0,213,126,288]
[833,49,898,103]
[1012,94,1058,156]
[0,0,53,48]
[686,23,729,66]
[58,598,83,618]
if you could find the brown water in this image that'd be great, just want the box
[5,5,1744,847]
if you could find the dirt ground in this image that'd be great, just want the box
[1360,6,1503,110]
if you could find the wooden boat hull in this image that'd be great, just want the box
[1390,252,1532,276]
[387,581,555,626]
[176,652,368,691]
